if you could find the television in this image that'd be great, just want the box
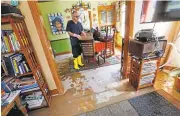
[140,1,180,23]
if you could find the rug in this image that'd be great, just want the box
[58,54,121,75]
[128,91,180,116]
[78,91,180,116]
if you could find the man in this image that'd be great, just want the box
[66,11,86,70]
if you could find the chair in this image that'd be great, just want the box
[80,33,96,63]
[101,25,116,58]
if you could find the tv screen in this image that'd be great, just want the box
[140,1,180,23]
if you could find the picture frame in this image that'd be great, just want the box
[48,13,65,35]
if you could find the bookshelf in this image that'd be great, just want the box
[129,56,161,90]
[1,14,52,110]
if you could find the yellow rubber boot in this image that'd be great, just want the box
[74,58,80,70]
[77,55,84,66]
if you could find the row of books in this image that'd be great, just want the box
[1,75,40,94]
[2,53,31,76]
[1,30,20,53]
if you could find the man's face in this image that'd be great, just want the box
[72,12,79,22]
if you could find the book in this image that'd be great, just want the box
[5,31,14,52]
[2,77,14,83]
[8,34,15,51]
[19,83,39,90]
[23,61,30,72]
[21,87,40,94]
[20,63,26,73]
[3,35,11,52]
[13,59,19,75]
[3,56,16,76]
[1,60,8,75]
[1,81,12,93]
[12,32,20,50]
[13,79,35,86]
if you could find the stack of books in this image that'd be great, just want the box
[1,90,21,106]
[18,83,40,94]
[24,91,44,109]
[1,77,15,93]
[139,74,155,86]
[12,76,39,94]
[1,30,20,53]
[2,53,31,76]
[142,61,157,75]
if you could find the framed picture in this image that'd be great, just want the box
[48,13,65,35]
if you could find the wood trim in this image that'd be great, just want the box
[50,89,59,96]
[122,1,135,78]
[88,11,92,29]
[55,51,72,56]
[28,1,64,94]
[50,38,68,42]
[163,66,177,70]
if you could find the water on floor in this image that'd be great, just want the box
[29,53,180,116]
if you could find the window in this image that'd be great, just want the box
[98,5,116,26]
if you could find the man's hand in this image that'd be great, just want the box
[73,33,81,39]
[81,32,86,36]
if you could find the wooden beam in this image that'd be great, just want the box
[160,21,180,65]
[122,1,135,78]
[28,1,64,94]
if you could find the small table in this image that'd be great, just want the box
[1,92,27,116]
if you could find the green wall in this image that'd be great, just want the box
[50,39,71,53]
[38,1,76,53]
[38,0,113,54]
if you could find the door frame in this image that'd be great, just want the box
[28,1,64,94]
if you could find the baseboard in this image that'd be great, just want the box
[50,89,59,96]
[55,51,71,56]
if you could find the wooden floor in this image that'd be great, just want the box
[29,68,180,116]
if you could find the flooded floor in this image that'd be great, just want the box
[29,61,180,116]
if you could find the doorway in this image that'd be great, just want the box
[29,0,132,109]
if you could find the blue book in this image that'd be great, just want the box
[1,81,11,93]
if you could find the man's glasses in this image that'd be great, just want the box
[74,16,79,18]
